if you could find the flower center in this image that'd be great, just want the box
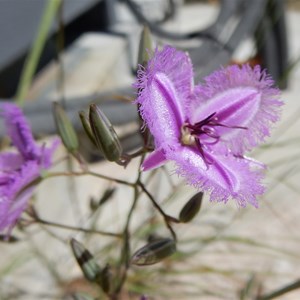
[180,112,247,165]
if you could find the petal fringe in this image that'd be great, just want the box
[192,64,282,154]
[169,146,265,207]
[0,161,39,231]
[0,102,41,160]
[135,46,194,149]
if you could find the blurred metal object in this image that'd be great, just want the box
[125,0,178,24]
[188,0,288,86]
[124,0,288,86]
[255,0,288,89]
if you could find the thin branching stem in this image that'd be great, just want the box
[34,217,122,238]
[127,147,150,159]
[114,155,145,295]
[257,278,300,300]
[137,180,178,241]
[44,171,135,187]
[114,186,139,295]
[36,146,180,297]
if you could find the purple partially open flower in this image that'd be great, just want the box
[135,46,282,207]
[0,103,59,233]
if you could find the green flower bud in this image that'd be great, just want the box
[78,110,97,146]
[131,238,176,266]
[53,102,78,153]
[179,192,203,223]
[88,103,122,162]
[138,26,154,66]
[70,238,101,282]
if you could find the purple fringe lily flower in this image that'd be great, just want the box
[0,103,59,233]
[135,46,282,207]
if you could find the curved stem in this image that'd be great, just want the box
[137,180,178,241]
[44,171,134,187]
[257,279,300,300]
[115,186,139,294]
[114,155,146,295]
[35,217,122,238]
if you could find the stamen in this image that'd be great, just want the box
[180,112,248,168]
[194,138,214,167]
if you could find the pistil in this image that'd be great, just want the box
[180,112,247,166]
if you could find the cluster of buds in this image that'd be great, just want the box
[53,101,124,165]
[79,104,123,163]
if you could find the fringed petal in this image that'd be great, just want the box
[0,104,59,233]
[168,146,265,207]
[135,46,194,149]
[135,45,194,115]
[0,102,41,160]
[0,161,39,232]
[191,64,282,154]
[134,46,282,208]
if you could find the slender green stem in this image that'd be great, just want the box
[114,155,145,295]
[38,222,66,243]
[128,147,153,158]
[115,186,139,294]
[123,186,140,267]
[257,279,300,300]
[16,0,62,104]
[44,170,134,187]
[88,171,134,187]
[138,180,178,241]
[35,217,122,238]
